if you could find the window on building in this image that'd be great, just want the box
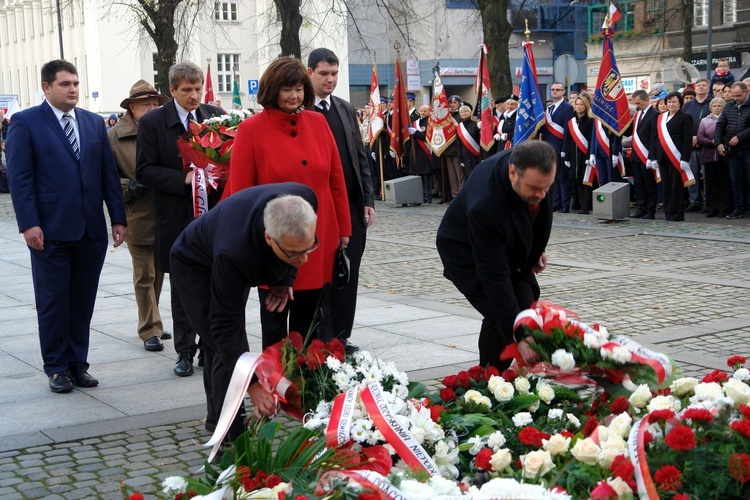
[724,0,736,23]
[217,54,239,93]
[214,1,238,21]
[694,0,709,25]
[644,0,664,30]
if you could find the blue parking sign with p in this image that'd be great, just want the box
[248,80,259,95]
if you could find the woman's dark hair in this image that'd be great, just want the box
[665,91,683,107]
[257,57,314,110]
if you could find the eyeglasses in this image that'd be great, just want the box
[273,234,319,260]
[551,88,564,92]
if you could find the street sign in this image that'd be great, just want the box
[92,91,99,99]
[554,54,578,91]
[0,94,19,109]
[247,80,259,95]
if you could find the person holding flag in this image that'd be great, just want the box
[457,103,481,179]
[389,58,411,169]
[496,95,519,151]
[426,64,458,203]
[367,62,385,199]
[474,44,499,159]
[407,105,433,203]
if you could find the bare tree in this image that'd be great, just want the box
[477,0,514,96]
[274,0,303,58]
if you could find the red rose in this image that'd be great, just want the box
[468,365,485,381]
[681,408,714,423]
[654,465,682,491]
[475,448,494,471]
[702,369,729,384]
[582,416,599,437]
[609,396,630,415]
[560,430,575,439]
[740,405,750,419]
[439,387,456,402]
[518,427,550,447]
[129,494,145,500]
[484,366,500,380]
[175,494,184,500]
[648,409,676,423]
[542,317,568,335]
[187,492,197,499]
[728,355,747,368]
[732,419,750,439]
[729,453,750,483]
[664,425,697,451]
[442,374,459,388]
[457,371,471,388]
[501,369,518,382]
[430,404,447,422]
[264,474,283,489]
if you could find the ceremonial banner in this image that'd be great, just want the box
[390,58,411,162]
[426,65,457,156]
[204,65,215,104]
[514,41,546,145]
[592,29,632,136]
[232,79,242,110]
[368,63,385,147]
[475,44,498,151]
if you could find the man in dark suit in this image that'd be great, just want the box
[170,183,318,438]
[7,59,127,393]
[307,48,375,353]
[436,141,557,371]
[540,82,575,211]
[629,89,659,219]
[136,62,224,377]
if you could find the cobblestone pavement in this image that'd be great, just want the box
[2,192,750,498]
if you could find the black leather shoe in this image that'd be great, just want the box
[205,420,216,433]
[49,372,74,393]
[630,211,646,218]
[575,210,590,215]
[560,207,569,213]
[69,366,99,388]
[344,342,360,354]
[160,331,172,340]
[174,352,194,377]
[640,214,655,220]
[727,211,744,219]
[144,336,164,351]
[685,204,701,213]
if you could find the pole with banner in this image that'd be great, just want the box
[204,58,214,104]
[514,21,546,145]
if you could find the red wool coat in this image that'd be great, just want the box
[224,107,351,290]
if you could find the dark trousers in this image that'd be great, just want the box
[30,236,107,375]
[170,283,196,356]
[577,181,594,212]
[420,173,434,201]
[704,160,733,216]
[169,258,245,439]
[331,202,367,341]
[728,153,750,212]
[660,161,685,221]
[632,159,657,216]
[258,287,331,349]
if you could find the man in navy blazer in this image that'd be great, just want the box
[7,60,126,393]
[170,182,318,438]
[541,83,575,212]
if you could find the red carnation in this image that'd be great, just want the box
[681,407,714,424]
[442,374,459,388]
[664,425,697,451]
[644,430,654,447]
[732,419,750,439]
[501,369,517,382]
[475,448,494,471]
[740,405,750,419]
[457,371,471,388]
[654,465,682,491]
[728,355,747,368]
[430,404,447,422]
[582,416,599,437]
[649,409,676,423]
[468,365,485,381]
[729,453,750,483]
[439,387,456,402]
[560,430,575,439]
[609,396,630,415]
[702,369,729,384]
[564,324,585,339]
[129,494,145,500]
[518,427,550,447]
[484,366,500,380]
[610,454,635,480]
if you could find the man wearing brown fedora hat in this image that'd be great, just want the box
[108,80,170,352]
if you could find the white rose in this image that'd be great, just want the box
[548,408,564,420]
[647,395,682,413]
[607,477,633,496]
[512,412,533,427]
[487,431,506,451]
[567,413,581,427]
[608,413,632,438]
[489,448,512,472]
[570,437,601,465]
[487,375,503,394]
[583,332,601,349]
[528,401,540,413]
[162,476,188,494]
[493,381,515,402]
[599,434,627,455]
[536,382,555,404]
[514,377,531,395]
[551,349,576,371]
[628,384,653,408]
[520,450,555,479]
[724,378,750,405]
[734,369,750,382]
[693,382,723,402]
[542,434,571,456]
[464,389,482,404]
[597,447,621,469]
[670,377,698,396]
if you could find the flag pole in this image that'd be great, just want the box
[374,50,386,202]
[436,50,448,204]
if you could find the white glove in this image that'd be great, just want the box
[564,161,571,168]
[460,163,465,167]
[680,160,691,172]
[588,154,596,166]
[500,133,508,141]
[646,160,658,170]
[494,133,502,141]
[611,155,619,167]
[389,150,396,159]
[407,127,416,135]
[476,121,482,129]
[371,152,376,160]
[560,151,566,158]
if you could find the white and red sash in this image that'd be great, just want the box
[594,120,626,177]
[457,121,480,157]
[567,118,589,155]
[657,113,695,187]
[583,157,598,187]
[498,113,513,150]
[413,119,431,158]
[632,109,649,165]
[545,107,565,140]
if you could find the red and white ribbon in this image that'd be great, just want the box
[567,118,589,156]
[457,122,480,157]
[656,114,695,187]
[545,108,565,140]
[326,387,359,448]
[189,162,223,217]
[628,417,659,500]
[318,470,407,500]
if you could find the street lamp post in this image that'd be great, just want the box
[56,0,64,59]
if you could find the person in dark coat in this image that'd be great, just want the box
[698,98,733,217]
[628,89,660,219]
[407,104,433,202]
[457,104,481,179]
[170,182,318,439]
[436,141,557,371]
[136,61,224,377]
[540,83,575,211]
[715,81,750,219]
[562,95,595,214]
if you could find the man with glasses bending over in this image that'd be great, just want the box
[540,83,575,212]
[170,182,319,438]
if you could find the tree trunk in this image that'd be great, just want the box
[137,0,183,96]
[682,0,693,63]
[274,0,303,59]
[477,0,513,97]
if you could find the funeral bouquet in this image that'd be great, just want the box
[176,109,253,217]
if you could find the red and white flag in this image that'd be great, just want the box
[602,2,621,28]
[204,65,215,104]
[368,63,384,147]
[476,44,499,151]
[389,58,411,163]
[426,65,457,156]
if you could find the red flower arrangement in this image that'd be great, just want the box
[664,425,697,451]
[732,419,750,439]
[654,465,683,491]
[728,355,747,368]
[518,426,551,447]
[475,448,494,471]
[729,453,750,483]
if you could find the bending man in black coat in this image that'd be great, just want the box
[436,141,557,370]
[170,182,318,439]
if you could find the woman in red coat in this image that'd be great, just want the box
[223,57,351,346]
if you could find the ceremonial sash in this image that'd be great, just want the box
[632,110,649,165]
[413,119,431,158]
[657,114,695,187]
[457,122,480,157]
[545,107,565,139]
[567,118,589,155]
[595,120,610,156]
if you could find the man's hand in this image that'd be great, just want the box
[264,286,293,312]
[365,206,376,227]
[23,226,44,251]
[692,135,698,148]
[717,144,726,157]
[247,381,277,418]
[729,136,740,147]
[185,170,194,185]
[517,338,539,366]
[531,252,548,274]
[112,224,126,248]
[340,236,350,248]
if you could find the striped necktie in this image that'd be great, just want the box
[62,113,80,160]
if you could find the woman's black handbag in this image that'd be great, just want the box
[332,247,351,289]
